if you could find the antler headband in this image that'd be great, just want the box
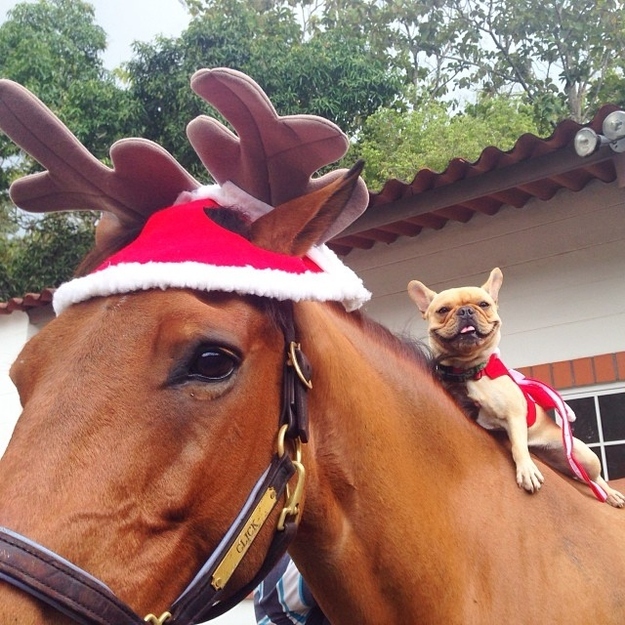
[0,67,370,312]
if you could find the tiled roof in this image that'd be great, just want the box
[0,289,54,315]
[329,104,624,255]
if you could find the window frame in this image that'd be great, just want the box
[561,382,625,480]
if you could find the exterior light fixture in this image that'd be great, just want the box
[574,128,603,157]
[574,110,625,157]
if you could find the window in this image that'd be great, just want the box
[563,384,625,480]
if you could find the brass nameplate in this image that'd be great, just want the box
[211,487,278,591]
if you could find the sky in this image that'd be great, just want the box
[0,0,192,69]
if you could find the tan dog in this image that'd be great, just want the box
[408,268,625,507]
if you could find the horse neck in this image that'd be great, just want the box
[289,302,509,623]
[295,300,487,492]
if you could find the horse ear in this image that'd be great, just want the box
[407,280,438,316]
[482,267,503,303]
[250,160,365,256]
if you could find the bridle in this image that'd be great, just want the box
[0,302,311,624]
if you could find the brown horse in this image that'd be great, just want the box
[0,68,624,624]
[1,169,625,624]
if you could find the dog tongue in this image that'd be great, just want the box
[461,326,476,334]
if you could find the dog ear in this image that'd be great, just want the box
[408,280,438,316]
[482,267,503,303]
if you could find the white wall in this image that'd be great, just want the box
[0,311,28,456]
[346,180,625,369]
[0,305,54,457]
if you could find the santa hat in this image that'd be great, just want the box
[53,195,370,315]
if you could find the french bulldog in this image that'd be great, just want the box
[408,267,625,507]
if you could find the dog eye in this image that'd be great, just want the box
[437,306,450,314]
[187,346,240,382]
[479,301,490,308]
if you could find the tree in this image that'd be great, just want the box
[352,96,540,190]
[127,0,402,179]
[0,0,135,298]
[238,0,625,126]
[446,0,625,126]
[0,0,133,162]
[0,213,95,300]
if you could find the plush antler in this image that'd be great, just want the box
[0,79,200,247]
[187,68,368,243]
[0,68,368,253]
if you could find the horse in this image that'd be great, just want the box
[1,172,625,623]
[0,68,624,624]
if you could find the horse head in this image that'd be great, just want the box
[0,68,369,623]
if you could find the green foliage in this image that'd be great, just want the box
[127,0,401,180]
[0,0,106,160]
[448,0,625,124]
[0,212,95,300]
[246,25,402,134]
[0,0,130,298]
[590,67,625,115]
[0,0,106,93]
[353,96,540,190]
[239,0,625,123]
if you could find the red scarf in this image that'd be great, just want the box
[480,353,607,502]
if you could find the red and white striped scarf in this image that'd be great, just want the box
[480,353,607,502]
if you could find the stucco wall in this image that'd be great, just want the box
[346,179,625,369]
[0,312,28,456]
[0,306,54,456]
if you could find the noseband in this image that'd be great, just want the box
[0,303,310,624]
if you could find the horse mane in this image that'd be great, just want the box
[326,303,484,423]
[322,300,434,374]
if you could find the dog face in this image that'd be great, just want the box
[408,268,503,367]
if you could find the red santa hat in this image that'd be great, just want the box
[53,196,370,315]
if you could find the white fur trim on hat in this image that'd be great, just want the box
[53,244,371,315]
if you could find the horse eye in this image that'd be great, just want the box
[188,347,240,382]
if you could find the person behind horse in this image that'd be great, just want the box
[254,554,327,625]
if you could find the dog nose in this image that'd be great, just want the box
[457,306,474,318]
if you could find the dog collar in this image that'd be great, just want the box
[436,361,488,382]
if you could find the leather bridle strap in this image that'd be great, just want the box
[167,453,297,622]
[186,302,311,622]
[0,454,296,625]
[0,526,145,625]
[0,301,311,624]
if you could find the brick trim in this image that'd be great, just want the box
[516,352,625,390]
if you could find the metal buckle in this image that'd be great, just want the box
[144,612,171,624]
[276,424,306,531]
[288,342,313,389]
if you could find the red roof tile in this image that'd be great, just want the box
[0,289,54,315]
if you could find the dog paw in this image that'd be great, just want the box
[516,461,545,493]
[605,488,625,508]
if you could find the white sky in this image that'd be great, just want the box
[0,0,191,69]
